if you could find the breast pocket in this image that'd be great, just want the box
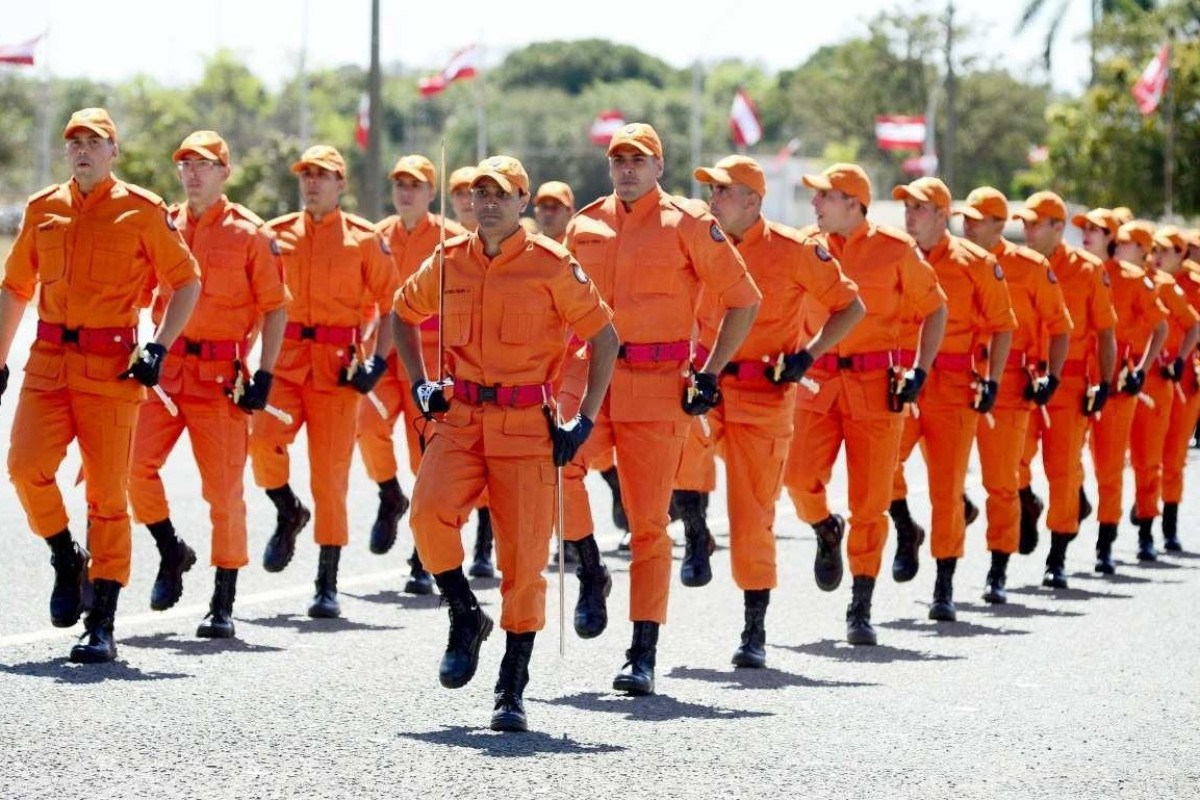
[88,232,139,285]
[35,226,68,284]
[442,291,473,346]
[500,297,543,345]
[324,252,365,307]
[203,250,249,302]
[633,246,685,296]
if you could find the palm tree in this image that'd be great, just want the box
[1016,0,1157,83]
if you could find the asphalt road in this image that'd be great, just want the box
[1,312,1198,800]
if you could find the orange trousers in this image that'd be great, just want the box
[1021,374,1088,533]
[130,392,251,569]
[974,370,1033,554]
[9,386,139,585]
[1162,377,1200,504]
[1131,371,1177,519]
[1087,394,1137,525]
[410,429,553,633]
[786,377,905,579]
[673,416,718,492]
[355,354,426,483]
[249,377,361,547]
[890,373,980,560]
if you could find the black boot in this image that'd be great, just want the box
[196,568,238,638]
[1078,487,1093,523]
[1043,532,1073,588]
[148,518,196,611]
[613,621,658,695]
[433,569,493,688]
[308,545,342,618]
[812,514,845,592]
[982,551,1010,604]
[369,478,408,555]
[47,530,89,628]
[1136,516,1157,561]
[574,535,611,639]
[889,499,925,583]
[846,576,878,646]
[1162,503,1181,552]
[675,490,713,587]
[732,590,769,667]
[1018,487,1044,555]
[963,494,979,527]
[262,484,311,573]
[69,578,120,664]
[599,467,629,532]
[1095,522,1118,574]
[617,530,633,552]
[469,508,496,579]
[553,539,580,566]
[929,558,957,621]
[491,631,535,732]
[404,548,435,595]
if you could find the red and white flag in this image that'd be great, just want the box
[0,34,43,66]
[588,110,626,146]
[418,44,479,97]
[354,93,370,151]
[1132,44,1169,116]
[875,115,926,151]
[730,88,763,147]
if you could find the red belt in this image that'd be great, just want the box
[618,340,692,363]
[722,359,773,385]
[1060,358,1088,378]
[812,350,894,372]
[896,348,917,368]
[419,316,440,332]
[169,338,244,360]
[933,352,973,372]
[1005,351,1029,370]
[454,379,552,408]
[36,321,135,356]
[284,323,359,346]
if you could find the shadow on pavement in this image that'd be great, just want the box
[240,613,399,633]
[956,601,1084,619]
[542,690,773,721]
[399,725,626,757]
[1006,585,1134,601]
[1125,558,1191,571]
[0,656,189,684]
[778,638,963,663]
[666,664,876,690]
[879,617,1029,638]
[1163,550,1199,560]
[343,589,443,609]
[1069,571,1168,586]
[121,631,284,655]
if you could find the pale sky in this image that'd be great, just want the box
[6,0,1094,93]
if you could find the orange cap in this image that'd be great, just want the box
[1116,220,1155,251]
[891,177,951,211]
[63,107,117,142]
[388,154,435,184]
[1154,224,1186,250]
[1071,207,1118,235]
[471,155,530,195]
[801,163,871,206]
[1111,206,1134,225]
[1011,191,1067,223]
[534,181,575,209]
[606,122,663,158]
[290,144,346,177]
[694,154,767,198]
[173,130,230,165]
[956,186,1008,220]
[449,166,477,192]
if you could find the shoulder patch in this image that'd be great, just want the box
[1101,270,1111,287]
[378,236,392,256]
[571,260,590,284]
[993,263,1005,281]
[164,209,177,231]
[124,183,165,207]
[229,203,265,227]
[709,222,726,243]
[1046,268,1058,284]
[814,243,833,262]
[269,238,282,257]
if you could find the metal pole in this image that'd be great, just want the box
[942,1,957,190]
[690,60,703,199]
[475,47,487,161]
[364,0,383,220]
[1164,38,1175,218]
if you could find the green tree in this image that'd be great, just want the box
[1016,0,1157,80]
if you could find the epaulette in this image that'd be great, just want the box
[1116,260,1147,281]
[956,237,991,261]
[227,202,265,228]
[343,212,378,234]
[1013,244,1049,266]
[124,183,166,207]
[1074,247,1104,267]
[440,232,471,252]
[875,224,915,245]
[667,196,709,219]
[529,233,571,259]
[374,214,399,234]
[266,211,303,230]
[576,196,607,216]
[27,184,60,204]
[766,221,809,245]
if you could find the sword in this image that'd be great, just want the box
[152,385,179,417]
[541,387,567,657]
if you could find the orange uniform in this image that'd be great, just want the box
[1162,264,1200,506]
[566,186,760,624]
[891,232,1016,559]
[4,175,199,584]
[249,208,398,546]
[359,211,467,482]
[394,229,612,633]
[1021,243,1116,534]
[671,288,721,495]
[976,240,1071,554]
[785,220,945,578]
[130,196,288,568]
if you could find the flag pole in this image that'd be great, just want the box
[690,59,703,198]
[1163,35,1175,218]
[475,44,487,161]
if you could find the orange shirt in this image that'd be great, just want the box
[1046,243,1116,362]
[989,239,1072,362]
[1147,267,1200,357]
[394,228,613,457]
[3,175,199,400]
[266,208,398,389]
[920,232,1016,356]
[1103,259,1166,371]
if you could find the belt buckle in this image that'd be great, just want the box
[649,344,662,361]
[477,385,498,404]
[837,356,854,371]
[61,327,80,345]
[300,325,317,340]
[185,340,202,356]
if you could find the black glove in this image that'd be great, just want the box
[235,370,273,412]
[682,371,721,415]
[341,354,386,395]
[893,366,927,405]
[0,363,8,402]
[411,379,450,420]
[1117,366,1145,396]
[1161,357,1185,382]
[972,378,999,414]
[765,350,814,385]
[1083,381,1110,415]
[547,413,594,467]
[1024,373,1059,406]
[118,342,167,387]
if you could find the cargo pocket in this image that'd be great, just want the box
[442,290,473,346]
[88,233,139,285]
[35,226,67,284]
